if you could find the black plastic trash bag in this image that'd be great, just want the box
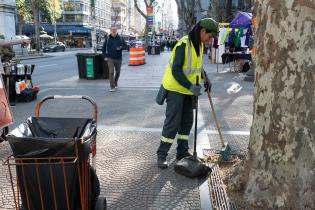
[7,117,98,210]
[174,156,212,178]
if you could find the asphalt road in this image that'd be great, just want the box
[23,50,129,86]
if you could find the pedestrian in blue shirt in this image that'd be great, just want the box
[102,26,126,92]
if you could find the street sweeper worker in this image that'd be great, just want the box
[156,18,219,169]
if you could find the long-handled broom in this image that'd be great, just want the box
[206,84,231,161]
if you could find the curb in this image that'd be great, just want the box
[14,55,52,61]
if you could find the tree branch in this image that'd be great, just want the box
[144,0,148,7]
[149,0,155,6]
[134,0,147,19]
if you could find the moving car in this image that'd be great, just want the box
[43,42,66,52]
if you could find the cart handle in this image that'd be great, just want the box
[35,95,98,122]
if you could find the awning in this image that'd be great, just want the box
[230,12,253,28]
[19,24,92,34]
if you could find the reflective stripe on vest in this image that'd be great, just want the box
[168,37,203,75]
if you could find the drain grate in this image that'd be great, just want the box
[203,149,236,210]
[209,164,231,210]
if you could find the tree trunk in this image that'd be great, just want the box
[226,0,232,21]
[32,5,40,53]
[18,20,23,35]
[134,0,149,47]
[228,1,315,209]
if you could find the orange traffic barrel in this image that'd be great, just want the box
[129,47,146,66]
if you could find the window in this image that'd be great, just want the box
[76,15,83,22]
[75,4,82,11]
[64,15,76,22]
[64,3,75,11]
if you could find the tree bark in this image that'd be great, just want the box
[31,3,40,53]
[18,20,24,35]
[226,0,232,21]
[228,0,315,209]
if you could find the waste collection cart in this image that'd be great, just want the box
[3,95,106,210]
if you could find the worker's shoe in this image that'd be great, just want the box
[157,157,168,169]
[176,139,191,160]
[176,151,193,160]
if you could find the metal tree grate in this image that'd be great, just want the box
[209,164,231,210]
[204,149,236,210]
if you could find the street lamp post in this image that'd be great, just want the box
[53,0,58,44]
[90,0,97,52]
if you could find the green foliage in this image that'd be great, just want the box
[45,0,62,23]
[16,0,32,23]
[16,0,62,24]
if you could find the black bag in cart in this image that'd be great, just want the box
[17,88,37,102]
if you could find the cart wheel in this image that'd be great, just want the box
[95,196,107,210]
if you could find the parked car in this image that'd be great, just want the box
[96,43,103,51]
[124,40,130,51]
[129,40,144,48]
[43,42,66,52]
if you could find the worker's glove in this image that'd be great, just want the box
[189,85,202,96]
[203,71,212,92]
[204,78,212,92]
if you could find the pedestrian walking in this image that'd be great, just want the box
[156,18,219,169]
[102,26,126,92]
[166,39,171,51]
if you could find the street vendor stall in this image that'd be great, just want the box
[213,12,253,72]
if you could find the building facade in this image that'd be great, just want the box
[18,0,112,47]
[111,0,127,34]
[0,0,16,39]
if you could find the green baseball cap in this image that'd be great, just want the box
[200,18,219,37]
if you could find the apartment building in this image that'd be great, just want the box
[19,0,112,47]
[111,0,127,33]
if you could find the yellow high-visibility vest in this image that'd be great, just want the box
[162,35,204,95]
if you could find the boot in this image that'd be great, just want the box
[156,141,172,169]
[176,140,192,160]
[157,156,168,169]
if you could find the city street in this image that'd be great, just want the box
[1,50,253,209]
[1,0,313,208]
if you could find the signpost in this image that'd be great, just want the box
[147,6,154,31]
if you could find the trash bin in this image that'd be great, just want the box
[75,53,85,79]
[148,45,160,55]
[75,53,100,79]
[97,54,109,79]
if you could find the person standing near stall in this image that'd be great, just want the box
[156,18,219,169]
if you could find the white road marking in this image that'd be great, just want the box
[98,125,250,136]
[37,64,57,68]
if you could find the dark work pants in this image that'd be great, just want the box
[157,91,194,158]
[107,58,122,89]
